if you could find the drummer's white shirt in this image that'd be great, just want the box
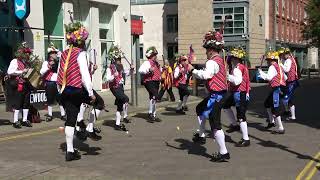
[7,59,24,75]
[40,61,57,81]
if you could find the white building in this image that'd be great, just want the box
[24,0,132,91]
[131,0,178,63]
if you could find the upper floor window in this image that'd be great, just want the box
[167,15,178,33]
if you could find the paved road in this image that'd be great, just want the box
[0,79,319,179]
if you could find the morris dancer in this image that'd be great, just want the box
[192,30,230,162]
[223,48,250,147]
[57,21,98,161]
[158,60,175,102]
[106,46,134,131]
[40,44,66,122]
[279,48,299,121]
[174,55,193,114]
[258,51,286,134]
[139,47,162,122]
[7,42,33,128]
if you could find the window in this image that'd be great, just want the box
[139,44,144,60]
[213,6,246,35]
[167,15,178,33]
[167,43,178,60]
[259,15,263,27]
[43,0,63,58]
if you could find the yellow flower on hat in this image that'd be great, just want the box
[266,51,279,60]
[278,47,286,54]
[230,48,246,59]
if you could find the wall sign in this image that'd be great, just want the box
[14,0,30,20]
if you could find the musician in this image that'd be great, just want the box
[157,60,175,102]
[40,44,66,122]
[138,46,162,122]
[192,30,230,162]
[7,42,33,128]
[76,49,104,141]
[222,48,250,147]
[279,48,299,121]
[174,55,193,114]
[258,51,286,134]
[57,21,98,161]
[105,46,134,131]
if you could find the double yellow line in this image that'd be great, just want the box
[296,151,320,180]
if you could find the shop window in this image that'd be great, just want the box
[167,15,178,33]
[167,43,178,60]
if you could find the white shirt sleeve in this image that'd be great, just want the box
[259,65,277,81]
[7,59,23,75]
[40,61,49,76]
[77,51,94,97]
[192,60,220,80]
[106,68,114,82]
[281,58,292,73]
[174,66,180,79]
[228,67,242,86]
[138,61,151,74]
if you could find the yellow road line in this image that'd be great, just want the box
[0,100,201,143]
[305,163,320,180]
[296,151,320,180]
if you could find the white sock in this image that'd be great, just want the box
[22,109,29,122]
[86,109,101,132]
[182,95,188,107]
[48,106,53,116]
[60,106,66,116]
[13,110,19,123]
[115,111,121,126]
[123,103,128,118]
[290,105,296,119]
[224,109,237,126]
[77,104,86,122]
[267,108,274,123]
[214,130,228,155]
[240,120,249,140]
[275,116,284,130]
[65,126,75,152]
[152,99,156,117]
[176,100,183,110]
[148,100,153,114]
[198,116,206,138]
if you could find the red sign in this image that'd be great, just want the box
[131,19,143,35]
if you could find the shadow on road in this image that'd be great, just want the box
[60,140,101,156]
[102,120,116,128]
[165,139,212,159]
[0,119,12,126]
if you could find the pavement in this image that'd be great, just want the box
[0,80,318,179]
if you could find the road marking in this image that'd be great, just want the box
[296,151,320,180]
[305,163,320,180]
[0,100,201,143]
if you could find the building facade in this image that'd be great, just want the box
[131,0,178,63]
[0,0,132,91]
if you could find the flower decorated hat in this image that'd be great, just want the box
[64,22,89,46]
[229,47,246,60]
[145,46,158,58]
[47,43,59,54]
[202,30,224,50]
[15,42,33,60]
[265,51,279,61]
[108,45,122,61]
[178,54,188,62]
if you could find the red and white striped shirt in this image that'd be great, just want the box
[229,63,250,93]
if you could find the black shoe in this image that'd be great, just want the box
[147,113,155,123]
[211,152,230,162]
[265,123,276,129]
[235,139,250,147]
[87,131,102,141]
[93,126,101,134]
[61,115,67,121]
[65,149,81,161]
[22,120,32,127]
[12,122,22,129]
[154,116,162,122]
[226,124,240,133]
[176,109,186,114]
[271,129,285,134]
[76,129,88,141]
[114,124,127,131]
[183,106,189,111]
[46,116,53,122]
[77,120,86,129]
[192,133,206,144]
[123,117,131,123]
